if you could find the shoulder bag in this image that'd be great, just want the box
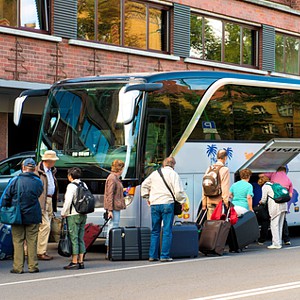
[58,218,72,257]
[157,168,182,215]
[0,178,22,225]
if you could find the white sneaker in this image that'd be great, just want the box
[267,244,282,249]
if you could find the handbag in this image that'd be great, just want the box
[210,200,227,221]
[211,201,239,225]
[0,179,22,225]
[157,168,182,215]
[58,218,72,257]
[228,203,238,225]
[49,215,62,243]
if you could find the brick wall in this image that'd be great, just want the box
[0,113,8,159]
[1,0,300,84]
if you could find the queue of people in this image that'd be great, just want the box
[201,152,293,250]
[0,148,294,274]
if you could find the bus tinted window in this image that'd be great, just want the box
[145,78,211,166]
[189,85,300,141]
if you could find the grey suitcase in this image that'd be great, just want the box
[227,210,259,252]
[109,227,150,261]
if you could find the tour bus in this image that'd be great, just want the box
[14,71,300,233]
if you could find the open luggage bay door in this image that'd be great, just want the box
[236,138,300,173]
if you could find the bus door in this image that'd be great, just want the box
[234,138,300,226]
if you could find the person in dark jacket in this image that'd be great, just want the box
[1,158,43,274]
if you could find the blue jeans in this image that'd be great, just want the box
[105,210,121,246]
[149,203,174,259]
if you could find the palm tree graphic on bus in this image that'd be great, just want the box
[206,144,233,165]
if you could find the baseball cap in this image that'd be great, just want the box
[22,158,36,167]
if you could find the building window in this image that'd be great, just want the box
[77,0,169,52]
[0,0,49,31]
[275,33,299,75]
[190,14,258,67]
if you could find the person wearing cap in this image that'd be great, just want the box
[1,158,43,273]
[36,150,59,260]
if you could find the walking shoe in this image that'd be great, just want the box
[10,269,24,274]
[284,241,291,246]
[37,254,53,260]
[78,262,85,269]
[267,244,282,249]
[148,258,159,262]
[29,268,39,273]
[63,262,79,270]
[257,242,264,246]
[160,258,173,262]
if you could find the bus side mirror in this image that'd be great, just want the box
[117,88,140,124]
[13,89,49,126]
[117,83,163,124]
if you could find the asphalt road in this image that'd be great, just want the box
[0,236,300,300]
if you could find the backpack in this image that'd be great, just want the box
[202,165,223,197]
[266,183,291,204]
[71,181,95,214]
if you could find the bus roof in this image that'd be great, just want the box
[54,70,300,86]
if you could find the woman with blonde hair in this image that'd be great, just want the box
[229,168,254,216]
[104,159,126,258]
[259,175,287,249]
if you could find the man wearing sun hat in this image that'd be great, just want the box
[36,150,59,260]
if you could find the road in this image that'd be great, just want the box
[0,237,300,300]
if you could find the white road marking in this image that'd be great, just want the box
[191,281,300,300]
[0,255,228,287]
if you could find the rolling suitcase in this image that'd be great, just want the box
[84,218,109,252]
[109,227,151,261]
[199,219,231,256]
[227,210,259,252]
[169,222,199,258]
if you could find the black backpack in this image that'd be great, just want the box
[202,165,223,197]
[71,181,95,214]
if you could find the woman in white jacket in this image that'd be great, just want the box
[258,175,287,249]
[61,167,87,269]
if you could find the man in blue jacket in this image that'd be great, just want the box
[1,158,43,274]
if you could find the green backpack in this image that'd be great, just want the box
[266,183,290,204]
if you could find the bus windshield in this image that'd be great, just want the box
[38,82,141,178]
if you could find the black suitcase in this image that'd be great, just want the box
[199,219,231,256]
[169,222,199,258]
[227,210,260,252]
[109,227,150,261]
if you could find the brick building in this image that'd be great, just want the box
[1,0,300,158]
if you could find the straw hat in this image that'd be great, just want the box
[41,150,59,161]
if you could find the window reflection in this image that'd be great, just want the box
[98,0,120,44]
[77,0,169,52]
[0,0,49,30]
[190,14,257,67]
[204,18,222,61]
[189,85,300,141]
[276,33,300,75]
[124,1,146,49]
[224,23,240,64]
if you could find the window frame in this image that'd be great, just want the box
[275,32,300,75]
[190,14,258,68]
[0,0,50,32]
[77,0,170,53]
